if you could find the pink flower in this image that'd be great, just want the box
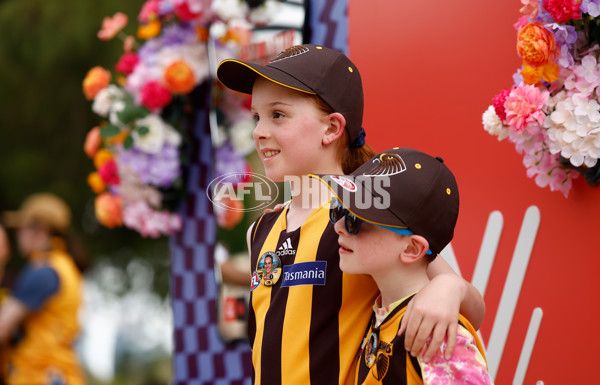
[115,52,140,75]
[504,83,548,134]
[492,88,511,121]
[98,159,121,185]
[98,12,129,41]
[139,0,160,23]
[520,0,540,19]
[123,35,136,53]
[514,15,529,31]
[543,0,582,23]
[123,201,182,237]
[140,81,172,111]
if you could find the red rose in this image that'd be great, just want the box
[140,80,172,111]
[115,52,140,75]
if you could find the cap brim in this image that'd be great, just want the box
[217,59,317,96]
[308,173,410,230]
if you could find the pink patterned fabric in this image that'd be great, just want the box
[421,327,493,385]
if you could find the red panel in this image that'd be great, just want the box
[349,1,600,383]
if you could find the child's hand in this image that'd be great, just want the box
[397,273,465,362]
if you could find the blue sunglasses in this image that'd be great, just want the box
[329,198,362,234]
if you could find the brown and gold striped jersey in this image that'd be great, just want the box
[249,201,378,385]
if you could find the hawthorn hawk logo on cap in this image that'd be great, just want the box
[363,153,407,176]
[269,45,310,64]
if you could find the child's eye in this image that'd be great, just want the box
[252,114,259,123]
[273,111,284,119]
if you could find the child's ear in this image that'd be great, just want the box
[322,112,346,146]
[399,235,429,264]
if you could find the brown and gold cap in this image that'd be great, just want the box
[310,148,460,255]
[217,44,365,148]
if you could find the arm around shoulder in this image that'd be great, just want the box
[426,257,485,330]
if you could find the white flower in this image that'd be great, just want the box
[93,85,125,117]
[248,0,280,25]
[132,114,177,154]
[482,106,510,141]
[545,93,600,167]
[211,0,248,21]
[229,119,256,155]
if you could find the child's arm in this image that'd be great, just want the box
[397,256,485,363]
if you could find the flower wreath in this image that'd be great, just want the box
[482,0,600,197]
[83,0,281,237]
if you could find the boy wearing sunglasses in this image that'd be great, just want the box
[310,147,493,384]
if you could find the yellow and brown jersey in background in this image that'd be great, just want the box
[250,200,378,385]
[6,249,85,385]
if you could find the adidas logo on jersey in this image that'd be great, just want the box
[276,237,296,256]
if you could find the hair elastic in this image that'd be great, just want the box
[350,127,366,148]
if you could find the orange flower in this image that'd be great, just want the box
[521,62,560,84]
[84,126,102,158]
[216,196,244,230]
[137,20,161,40]
[83,66,111,100]
[196,26,209,42]
[164,60,195,94]
[87,172,106,194]
[517,22,559,68]
[93,148,114,170]
[97,12,129,41]
[95,193,123,228]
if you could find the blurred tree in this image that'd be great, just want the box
[0,0,172,298]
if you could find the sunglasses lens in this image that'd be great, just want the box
[329,198,345,224]
[345,212,361,235]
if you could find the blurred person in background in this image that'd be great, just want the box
[0,193,87,385]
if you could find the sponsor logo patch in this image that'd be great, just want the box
[330,175,357,192]
[281,261,327,287]
[276,237,296,256]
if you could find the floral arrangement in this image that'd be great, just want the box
[482,0,600,197]
[83,0,279,237]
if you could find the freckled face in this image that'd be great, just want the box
[251,78,329,182]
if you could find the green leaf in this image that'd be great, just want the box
[123,135,134,149]
[134,106,149,119]
[137,126,149,136]
[116,101,136,124]
[100,124,121,138]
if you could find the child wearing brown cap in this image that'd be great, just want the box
[313,147,493,384]
[217,45,485,384]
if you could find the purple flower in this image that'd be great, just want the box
[548,23,578,68]
[160,23,197,46]
[582,0,600,17]
[118,144,181,188]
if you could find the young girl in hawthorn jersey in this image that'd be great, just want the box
[217,44,485,385]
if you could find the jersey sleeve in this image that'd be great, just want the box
[12,266,60,311]
[420,326,494,385]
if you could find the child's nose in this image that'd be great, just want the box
[333,218,348,235]
[252,121,269,140]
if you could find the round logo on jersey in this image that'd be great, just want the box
[257,251,282,287]
[365,331,378,368]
